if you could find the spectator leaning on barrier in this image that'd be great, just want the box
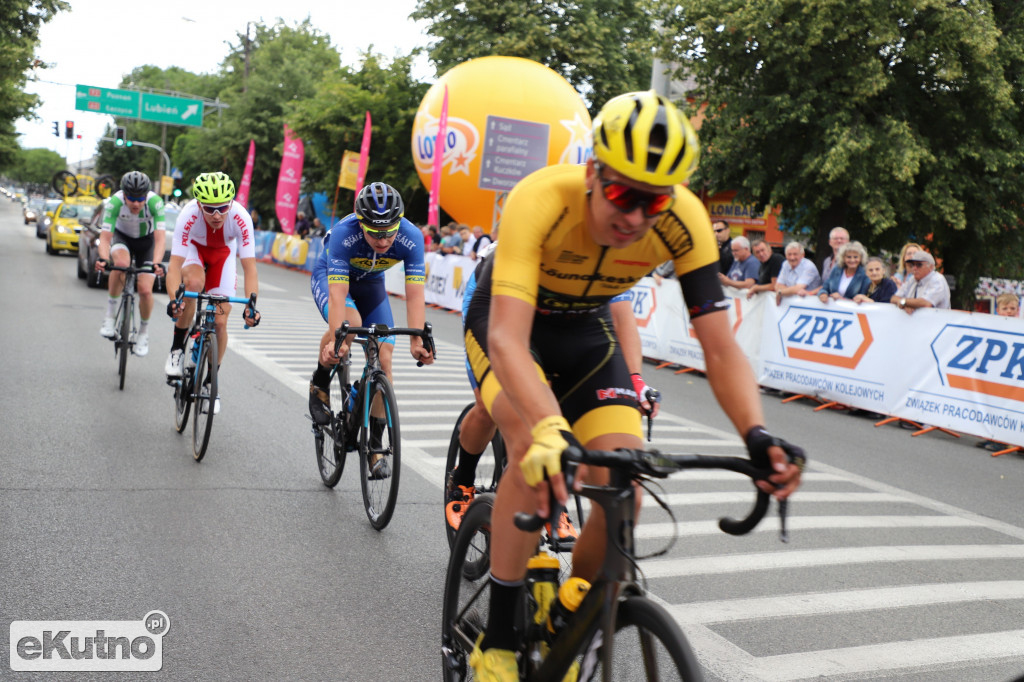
[853,256,898,304]
[996,292,1020,318]
[774,242,822,302]
[460,226,475,256]
[469,226,493,260]
[893,242,923,285]
[713,219,733,274]
[820,226,850,285]
[891,250,950,312]
[295,211,311,238]
[819,241,870,302]
[746,239,785,299]
[719,235,759,289]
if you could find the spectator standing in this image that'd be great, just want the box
[892,242,923,285]
[311,217,325,237]
[469,226,493,260]
[891,250,950,312]
[294,211,311,238]
[820,226,850,284]
[853,257,898,304]
[460,225,475,256]
[746,239,785,299]
[775,242,822,301]
[719,235,759,289]
[440,224,464,255]
[996,292,1020,318]
[250,208,262,230]
[819,241,870,302]
[713,219,733,274]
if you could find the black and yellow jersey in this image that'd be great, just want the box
[491,164,726,317]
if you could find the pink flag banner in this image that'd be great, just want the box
[275,124,304,234]
[428,86,449,228]
[236,140,256,209]
[355,111,372,196]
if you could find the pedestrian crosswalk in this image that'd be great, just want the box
[230,292,1024,681]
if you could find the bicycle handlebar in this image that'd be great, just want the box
[172,285,258,329]
[333,320,437,366]
[514,444,800,539]
[102,261,156,274]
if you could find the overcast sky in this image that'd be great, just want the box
[16,0,431,163]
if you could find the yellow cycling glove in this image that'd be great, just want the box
[520,416,572,486]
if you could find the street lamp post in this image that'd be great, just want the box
[101,136,173,197]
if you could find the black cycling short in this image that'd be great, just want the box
[111,230,156,268]
[464,258,642,443]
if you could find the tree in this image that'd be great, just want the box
[170,19,342,223]
[411,0,658,111]
[0,0,69,168]
[288,52,430,222]
[662,0,1024,306]
[5,147,66,185]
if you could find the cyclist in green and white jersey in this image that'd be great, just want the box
[96,171,166,357]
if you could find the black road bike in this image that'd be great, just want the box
[102,261,154,390]
[312,320,436,530]
[169,285,258,462]
[441,442,804,681]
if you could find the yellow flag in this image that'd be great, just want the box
[338,150,361,189]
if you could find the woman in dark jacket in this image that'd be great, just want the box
[819,241,870,301]
[854,256,898,304]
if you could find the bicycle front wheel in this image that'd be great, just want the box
[357,372,401,530]
[444,402,505,549]
[592,596,703,681]
[117,296,131,390]
[441,494,494,682]
[192,334,218,461]
[174,370,191,433]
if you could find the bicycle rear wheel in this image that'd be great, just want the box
[192,334,217,461]
[591,596,703,681]
[444,402,505,549]
[441,494,494,682]
[357,372,401,530]
[117,296,131,390]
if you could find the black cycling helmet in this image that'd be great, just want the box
[120,171,151,197]
[354,182,404,231]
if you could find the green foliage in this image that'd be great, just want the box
[2,147,66,185]
[0,0,69,168]
[663,0,1024,305]
[411,0,658,111]
[288,52,430,223]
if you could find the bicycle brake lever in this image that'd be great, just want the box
[778,497,789,543]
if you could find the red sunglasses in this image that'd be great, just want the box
[596,168,674,217]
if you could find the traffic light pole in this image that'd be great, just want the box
[100,136,172,196]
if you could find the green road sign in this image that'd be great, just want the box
[75,84,139,117]
[140,93,204,127]
[75,85,204,128]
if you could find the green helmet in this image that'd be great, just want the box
[192,172,236,204]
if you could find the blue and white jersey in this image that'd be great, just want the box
[320,213,425,285]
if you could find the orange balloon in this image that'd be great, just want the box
[412,56,592,231]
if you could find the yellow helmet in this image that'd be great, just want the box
[592,91,700,186]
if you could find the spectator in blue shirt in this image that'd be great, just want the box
[719,235,760,289]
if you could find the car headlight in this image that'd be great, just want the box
[56,224,72,234]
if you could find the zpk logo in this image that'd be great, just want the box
[777,306,873,369]
[617,283,656,328]
[931,324,1024,401]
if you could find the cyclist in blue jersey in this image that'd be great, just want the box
[308,183,433,476]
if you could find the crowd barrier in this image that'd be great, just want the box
[388,255,1024,448]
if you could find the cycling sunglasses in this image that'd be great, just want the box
[124,194,147,202]
[200,203,231,215]
[360,221,399,240]
[596,167,674,217]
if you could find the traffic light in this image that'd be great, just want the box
[173,188,182,197]
[52,121,59,137]
[115,127,126,146]
[64,121,74,139]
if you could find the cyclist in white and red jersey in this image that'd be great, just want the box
[164,172,260,413]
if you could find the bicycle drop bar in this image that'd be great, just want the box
[513,445,790,539]
[173,286,257,328]
[103,261,156,274]
[333,320,437,365]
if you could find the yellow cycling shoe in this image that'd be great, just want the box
[469,633,518,682]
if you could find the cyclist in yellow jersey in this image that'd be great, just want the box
[463,90,804,680]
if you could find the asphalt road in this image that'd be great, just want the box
[2,196,1024,681]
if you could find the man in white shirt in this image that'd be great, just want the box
[891,250,950,312]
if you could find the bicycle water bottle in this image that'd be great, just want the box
[526,553,560,628]
[347,382,358,412]
[186,332,199,368]
[547,577,591,640]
